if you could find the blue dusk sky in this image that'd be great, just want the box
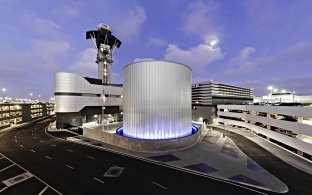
[1,0,312,100]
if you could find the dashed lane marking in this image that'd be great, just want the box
[152,181,167,190]
[93,177,104,184]
[30,150,36,153]
[15,140,18,143]
[51,144,56,147]
[45,156,52,160]
[40,141,44,143]
[87,156,95,160]
[38,186,49,195]
[0,164,15,172]
[67,149,74,153]
[65,165,74,170]
[20,145,23,148]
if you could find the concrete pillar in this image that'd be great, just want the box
[267,113,271,130]
[297,150,304,157]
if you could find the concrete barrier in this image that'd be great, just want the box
[83,124,202,153]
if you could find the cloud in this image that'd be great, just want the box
[52,5,79,18]
[225,47,257,77]
[68,48,97,77]
[113,5,146,42]
[148,37,167,47]
[182,0,222,40]
[164,42,224,75]
[133,58,155,62]
[20,12,62,39]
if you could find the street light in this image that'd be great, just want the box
[292,91,295,103]
[2,88,6,102]
[29,93,33,101]
[267,86,273,103]
[38,94,41,102]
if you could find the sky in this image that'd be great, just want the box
[1,0,312,100]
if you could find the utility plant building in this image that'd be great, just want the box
[192,81,253,124]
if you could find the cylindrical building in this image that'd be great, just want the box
[123,60,192,139]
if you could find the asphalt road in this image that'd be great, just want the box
[213,127,312,195]
[0,118,272,195]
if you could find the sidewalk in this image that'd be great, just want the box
[61,124,288,193]
[211,124,312,175]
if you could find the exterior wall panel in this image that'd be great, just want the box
[123,60,192,139]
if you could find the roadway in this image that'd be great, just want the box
[0,117,272,195]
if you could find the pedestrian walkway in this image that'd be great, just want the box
[211,124,312,175]
[63,124,289,193]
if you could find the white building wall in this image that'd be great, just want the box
[54,72,122,113]
[123,60,192,139]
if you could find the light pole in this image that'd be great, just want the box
[38,94,41,102]
[30,93,33,101]
[2,88,6,102]
[292,91,295,103]
[267,86,273,103]
[273,88,278,103]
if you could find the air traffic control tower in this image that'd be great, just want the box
[86,23,122,84]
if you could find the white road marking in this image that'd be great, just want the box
[51,144,56,147]
[0,164,15,172]
[40,141,44,143]
[0,157,4,160]
[34,137,36,139]
[1,148,62,194]
[20,145,23,148]
[93,177,104,184]
[0,186,8,193]
[30,150,36,153]
[32,133,33,136]
[14,136,16,138]
[38,186,49,195]
[87,156,95,160]
[45,156,52,160]
[2,172,33,187]
[15,140,18,143]
[67,149,74,153]
[65,164,74,170]
[152,181,167,190]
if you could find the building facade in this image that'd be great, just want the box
[192,81,253,124]
[123,60,192,139]
[217,104,312,161]
[54,72,123,129]
[0,102,54,130]
[254,92,312,106]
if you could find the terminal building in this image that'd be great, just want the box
[0,102,54,130]
[192,81,253,124]
[217,104,312,161]
[254,91,312,106]
[54,72,123,129]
